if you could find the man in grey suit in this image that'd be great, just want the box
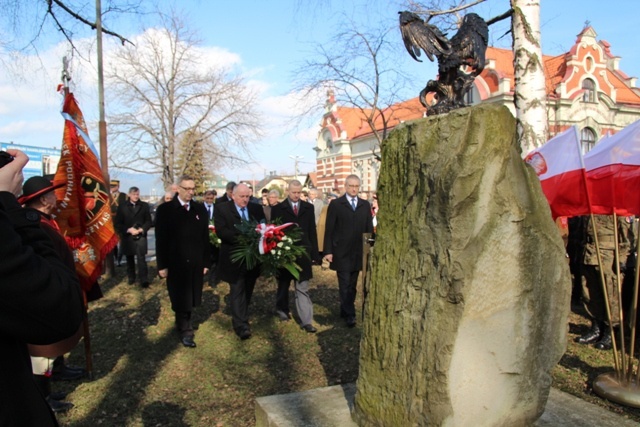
[270,180,321,332]
[309,188,324,226]
[323,175,373,328]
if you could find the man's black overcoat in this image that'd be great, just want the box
[214,201,265,284]
[155,197,210,312]
[115,200,153,256]
[323,195,373,272]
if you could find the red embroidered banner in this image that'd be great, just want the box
[53,91,118,290]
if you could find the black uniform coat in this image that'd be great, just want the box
[114,200,153,256]
[323,195,373,272]
[0,192,84,427]
[214,201,266,283]
[155,197,211,312]
[270,199,320,282]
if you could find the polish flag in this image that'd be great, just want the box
[584,119,640,216]
[524,126,589,219]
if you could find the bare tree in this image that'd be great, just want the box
[510,0,546,152]
[291,21,418,159]
[0,0,134,53]
[106,12,263,188]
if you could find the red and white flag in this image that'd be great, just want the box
[584,119,640,216]
[524,126,590,219]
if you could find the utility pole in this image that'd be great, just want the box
[289,155,303,181]
[96,0,115,278]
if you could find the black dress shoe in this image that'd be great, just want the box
[302,324,317,333]
[181,336,196,348]
[576,321,602,344]
[276,310,291,321]
[595,329,613,350]
[239,329,252,340]
[346,317,356,328]
[127,278,135,285]
[47,397,74,413]
[141,281,150,288]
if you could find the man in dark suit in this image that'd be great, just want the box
[155,175,211,348]
[214,183,266,340]
[0,150,84,426]
[115,186,153,287]
[203,189,219,286]
[270,180,321,332]
[216,181,236,204]
[110,179,128,265]
[323,174,373,328]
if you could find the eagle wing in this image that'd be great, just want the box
[448,13,489,73]
[399,11,451,63]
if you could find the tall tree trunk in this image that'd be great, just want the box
[511,0,547,154]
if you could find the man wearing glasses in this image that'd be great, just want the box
[155,175,211,348]
[323,175,373,328]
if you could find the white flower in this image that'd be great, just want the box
[285,246,290,250]
[277,242,284,248]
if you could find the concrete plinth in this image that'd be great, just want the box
[255,384,638,427]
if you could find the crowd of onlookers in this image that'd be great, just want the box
[2,145,379,426]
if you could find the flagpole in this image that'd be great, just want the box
[612,212,627,378]
[575,126,622,375]
[630,218,640,382]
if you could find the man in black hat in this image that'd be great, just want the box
[115,186,153,287]
[15,173,85,418]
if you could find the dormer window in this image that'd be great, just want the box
[582,78,596,103]
[580,127,596,154]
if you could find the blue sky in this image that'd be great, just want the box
[0,0,638,194]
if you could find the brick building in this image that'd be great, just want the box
[314,26,640,195]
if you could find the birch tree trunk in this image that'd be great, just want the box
[511,0,547,154]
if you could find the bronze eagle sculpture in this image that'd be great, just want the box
[399,11,489,115]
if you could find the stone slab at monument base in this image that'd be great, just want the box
[254,384,638,427]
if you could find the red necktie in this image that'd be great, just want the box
[293,204,298,215]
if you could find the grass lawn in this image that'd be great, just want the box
[54,263,640,426]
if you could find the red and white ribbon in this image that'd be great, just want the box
[255,222,295,254]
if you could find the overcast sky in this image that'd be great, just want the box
[0,0,638,194]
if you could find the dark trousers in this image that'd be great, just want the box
[175,311,193,338]
[337,270,359,319]
[230,274,258,334]
[126,240,148,283]
[276,280,290,313]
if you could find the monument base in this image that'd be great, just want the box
[255,384,638,427]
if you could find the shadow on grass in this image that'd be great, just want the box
[310,285,362,386]
[141,401,188,427]
[59,276,221,426]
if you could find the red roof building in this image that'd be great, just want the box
[314,26,640,195]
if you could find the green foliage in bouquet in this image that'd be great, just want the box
[230,219,308,280]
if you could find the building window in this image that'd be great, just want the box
[580,127,597,154]
[582,78,596,103]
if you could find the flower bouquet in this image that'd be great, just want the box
[231,219,308,279]
[208,220,221,247]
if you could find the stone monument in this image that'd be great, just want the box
[353,104,571,426]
